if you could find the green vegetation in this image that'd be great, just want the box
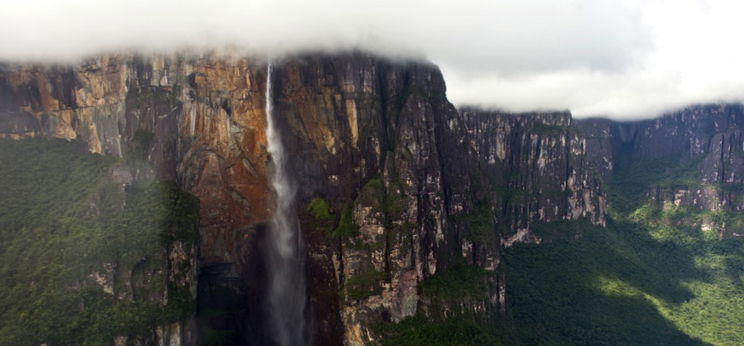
[346,269,386,301]
[457,201,497,245]
[608,153,702,213]
[306,197,335,233]
[307,197,334,222]
[373,313,511,346]
[305,197,358,239]
[505,214,744,345]
[341,177,406,300]
[717,182,744,194]
[357,176,407,226]
[0,138,198,345]
[503,156,744,345]
[372,260,512,344]
[420,262,489,301]
[370,160,511,344]
[333,203,359,239]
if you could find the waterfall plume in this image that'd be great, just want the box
[264,62,308,346]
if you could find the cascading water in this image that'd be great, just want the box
[264,62,307,346]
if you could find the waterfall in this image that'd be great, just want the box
[264,62,307,346]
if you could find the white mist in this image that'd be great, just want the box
[264,62,308,346]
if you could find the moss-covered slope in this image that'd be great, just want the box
[0,138,198,345]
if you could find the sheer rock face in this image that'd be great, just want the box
[460,108,607,236]
[578,104,744,213]
[0,52,608,345]
[272,54,473,344]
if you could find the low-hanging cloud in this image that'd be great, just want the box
[1,0,742,119]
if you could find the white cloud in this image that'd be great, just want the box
[0,0,742,119]
[443,0,744,118]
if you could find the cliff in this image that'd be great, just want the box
[0,51,608,345]
[0,52,271,344]
[460,108,606,244]
[578,104,744,237]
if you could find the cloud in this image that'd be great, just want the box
[0,0,742,119]
[443,0,744,118]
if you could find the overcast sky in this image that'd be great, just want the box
[1,0,742,119]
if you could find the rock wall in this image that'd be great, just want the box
[460,108,607,242]
[271,54,474,344]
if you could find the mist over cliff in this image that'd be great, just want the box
[2,0,744,118]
